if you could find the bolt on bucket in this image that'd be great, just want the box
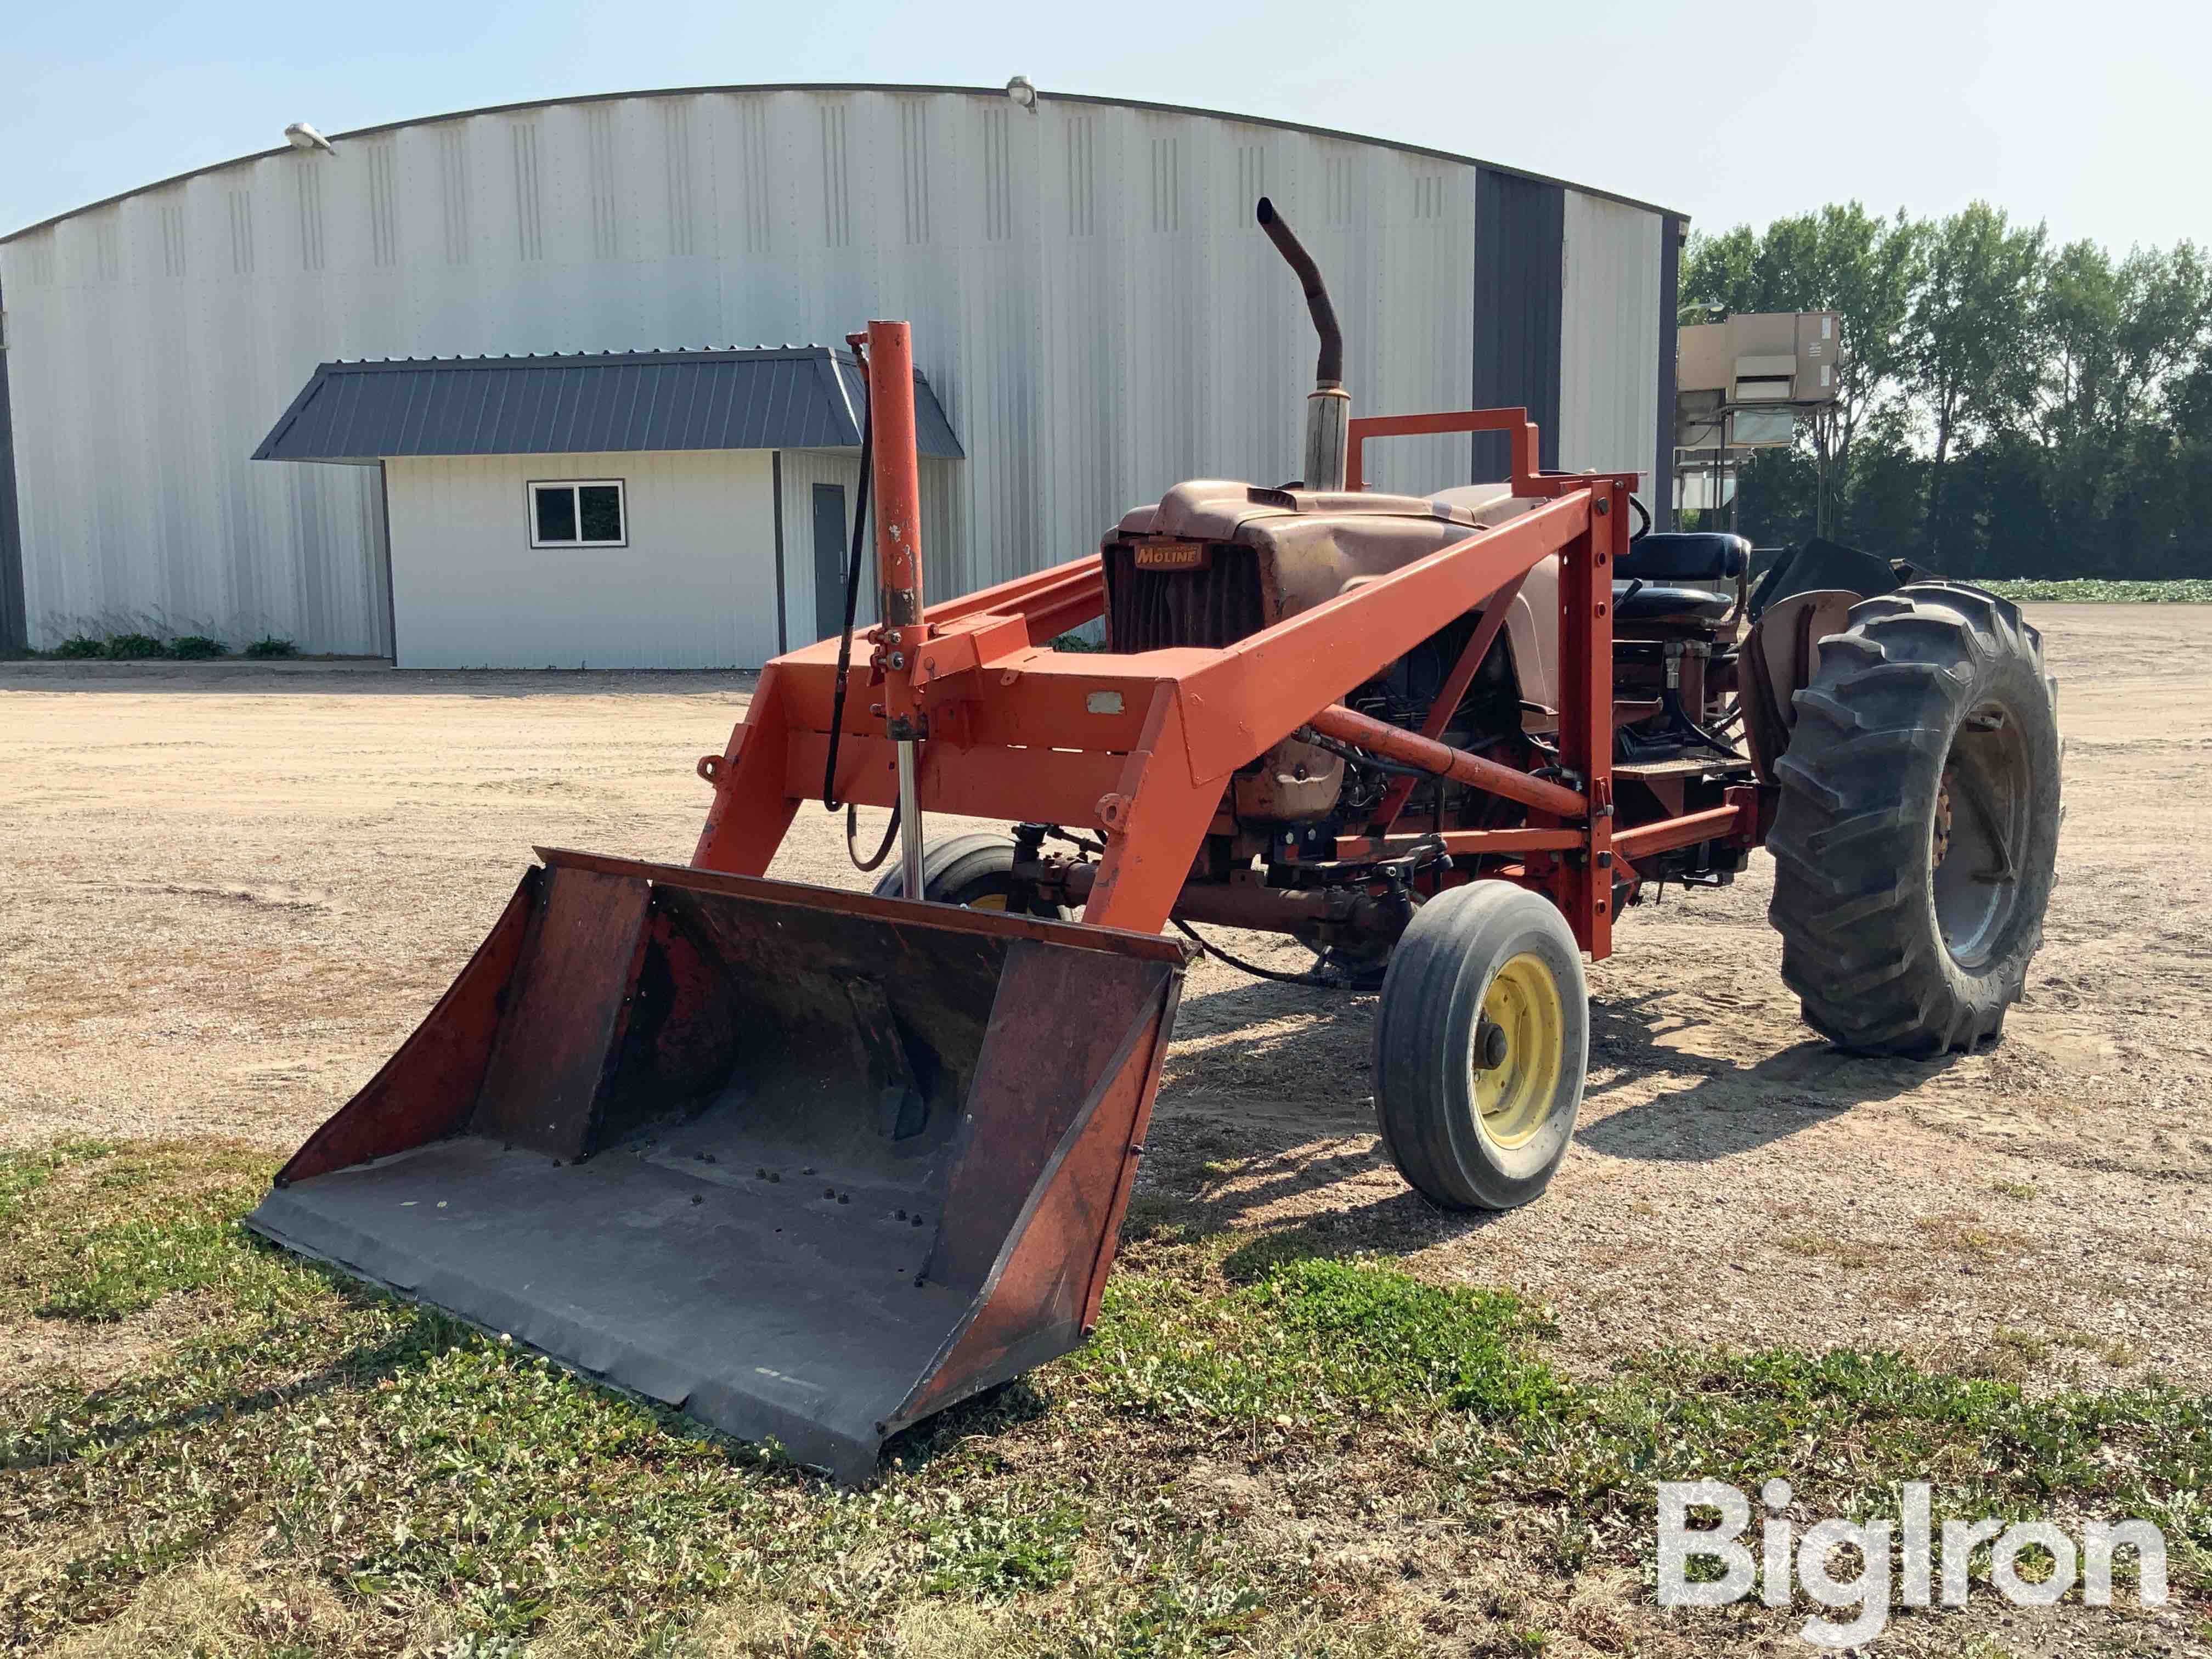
[246,848,1186,1481]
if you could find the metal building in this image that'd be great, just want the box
[0,83,1684,663]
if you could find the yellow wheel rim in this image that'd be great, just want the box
[1471,953,1565,1149]
[963,893,1008,911]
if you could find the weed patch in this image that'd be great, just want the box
[1775,1232,1878,1268]
[1983,578,2212,603]
[1911,1210,2030,1259]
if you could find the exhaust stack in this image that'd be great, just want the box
[1256,196,1351,490]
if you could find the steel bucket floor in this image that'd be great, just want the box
[252,1113,966,1479]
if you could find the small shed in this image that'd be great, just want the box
[255,347,963,669]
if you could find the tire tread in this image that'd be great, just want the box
[1764,583,2058,1056]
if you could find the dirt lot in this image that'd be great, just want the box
[3,602,2210,1397]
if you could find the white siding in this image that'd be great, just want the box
[382,450,777,668]
[774,451,958,650]
[775,448,864,650]
[1557,191,1663,488]
[1,89,1661,653]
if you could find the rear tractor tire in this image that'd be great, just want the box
[1373,883,1588,1211]
[871,832,1068,916]
[1766,582,2061,1056]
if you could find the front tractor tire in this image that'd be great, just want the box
[871,832,1024,910]
[1373,883,1589,1211]
[1766,582,2061,1056]
[871,831,1071,917]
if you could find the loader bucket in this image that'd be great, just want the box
[246,849,1186,1481]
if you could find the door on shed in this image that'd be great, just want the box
[811,484,849,645]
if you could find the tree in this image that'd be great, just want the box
[1683,202,2212,580]
[2039,239,2120,446]
[2038,241,2210,444]
[1681,223,1762,315]
[1804,206,1923,539]
[2109,243,2211,436]
[1906,204,2047,560]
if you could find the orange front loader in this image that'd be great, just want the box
[251,206,1767,1481]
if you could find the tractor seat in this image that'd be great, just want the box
[1616,531,1751,583]
[1612,582,1735,621]
[1610,531,1748,622]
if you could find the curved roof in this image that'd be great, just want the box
[3,82,1683,245]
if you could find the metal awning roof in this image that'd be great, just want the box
[253,347,963,465]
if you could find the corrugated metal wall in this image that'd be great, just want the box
[382,449,776,668]
[1654,215,1683,529]
[2,174,396,651]
[1469,170,1564,477]
[1558,192,1664,489]
[0,89,1669,654]
[0,275,25,652]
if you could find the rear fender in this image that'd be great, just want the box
[1741,589,1863,781]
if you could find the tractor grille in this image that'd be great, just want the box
[1102,543,1266,652]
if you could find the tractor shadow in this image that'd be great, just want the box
[1139,977,1963,1262]
[14,1263,474,1471]
[1576,990,1966,1164]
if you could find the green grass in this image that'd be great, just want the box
[2,1139,2205,1655]
[1982,578,2212,603]
[0,1144,279,1324]
[1064,1256,1566,1427]
[0,1143,94,1223]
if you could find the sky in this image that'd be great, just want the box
[5,0,2209,252]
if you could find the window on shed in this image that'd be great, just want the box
[530,479,627,548]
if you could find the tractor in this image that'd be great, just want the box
[249,199,2061,1480]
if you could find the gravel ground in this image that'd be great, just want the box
[3,602,2208,1394]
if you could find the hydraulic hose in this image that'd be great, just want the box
[822,370,875,812]
[1171,919,1336,988]
[821,356,902,869]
